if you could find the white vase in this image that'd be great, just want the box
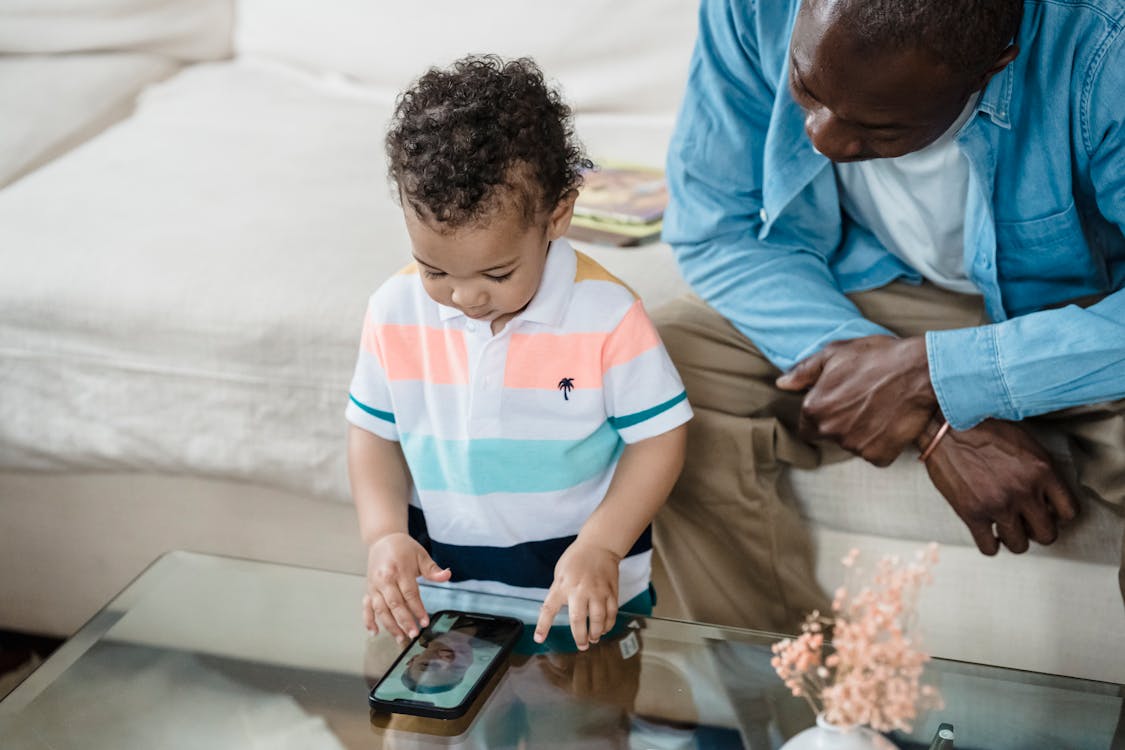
[779,714,900,750]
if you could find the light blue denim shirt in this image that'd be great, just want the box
[665,0,1125,430]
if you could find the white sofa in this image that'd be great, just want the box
[1,0,1122,685]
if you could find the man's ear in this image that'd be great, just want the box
[975,43,1019,91]
[546,189,578,241]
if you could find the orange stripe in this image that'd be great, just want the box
[505,331,606,390]
[362,321,468,384]
[574,251,638,297]
[504,300,661,390]
[602,300,660,370]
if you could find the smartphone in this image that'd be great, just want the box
[369,610,523,719]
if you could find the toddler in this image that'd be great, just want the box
[346,55,691,650]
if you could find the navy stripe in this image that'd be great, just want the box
[408,506,652,590]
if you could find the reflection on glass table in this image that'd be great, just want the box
[0,552,1121,749]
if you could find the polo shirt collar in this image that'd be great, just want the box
[436,238,576,328]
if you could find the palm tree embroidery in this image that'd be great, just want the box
[557,377,575,401]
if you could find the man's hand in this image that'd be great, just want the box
[534,541,621,651]
[920,419,1078,554]
[776,335,937,466]
[363,532,451,644]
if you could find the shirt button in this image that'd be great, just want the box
[759,208,768,222]
[465,321,476,332]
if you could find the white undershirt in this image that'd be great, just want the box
[834,96,980,294]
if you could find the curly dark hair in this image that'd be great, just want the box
[386,54,591,229]
[826,0,1023,76]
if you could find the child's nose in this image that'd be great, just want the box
[451,285,486,308]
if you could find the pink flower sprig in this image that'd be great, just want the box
[770,544,943,733]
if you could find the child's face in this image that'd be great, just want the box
[404,195,575,333]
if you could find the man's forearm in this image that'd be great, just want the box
[927,288,1125,429]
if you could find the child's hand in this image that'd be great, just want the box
[533,541,621,650]
[362,532,451,645]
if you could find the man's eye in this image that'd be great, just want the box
[486,271,513,282]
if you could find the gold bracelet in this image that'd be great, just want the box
[918,419,951,462]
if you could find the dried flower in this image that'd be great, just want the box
[771,544,943,733]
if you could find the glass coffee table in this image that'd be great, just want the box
[0,552,1121,749]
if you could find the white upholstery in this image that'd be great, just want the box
[0,59,689,502]
[235,0,699,114]
[0,0,234,60]
[789,454,1125,567]
[0,53,180,187]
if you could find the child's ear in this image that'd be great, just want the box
[546,190,578,241]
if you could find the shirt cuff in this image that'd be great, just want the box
[611,392,693,444]
[926,326,1017,430]
[346,395,399,441]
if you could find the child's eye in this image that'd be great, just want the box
[485,271,513,282]
[423,270,446,279]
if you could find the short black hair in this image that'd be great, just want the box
[386,54,591,229]
[828,0,1023,76]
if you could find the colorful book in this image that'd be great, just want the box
[567,215,662,247]
[573,165,667,225]
[567,163,667,246]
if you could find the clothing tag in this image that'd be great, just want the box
[618,630,639,660]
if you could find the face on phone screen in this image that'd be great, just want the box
[372,612,516,710]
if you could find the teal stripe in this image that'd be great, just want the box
[608,390,688,430]
[402,421,623,494]
[349,394,395,424]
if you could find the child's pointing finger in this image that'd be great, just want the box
[534,587,565,643]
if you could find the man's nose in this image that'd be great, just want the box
[804,106,864,162]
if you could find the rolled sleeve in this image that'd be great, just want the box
[926,325,1017,429]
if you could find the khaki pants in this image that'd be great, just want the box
[652,282,1125,634]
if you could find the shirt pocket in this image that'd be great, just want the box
[994,200,1099,288]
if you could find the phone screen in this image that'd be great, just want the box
[371,611,521,712]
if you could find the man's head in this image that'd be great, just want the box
[401,631,476,694]
[386,55,590,328]
[789,0,1022,162]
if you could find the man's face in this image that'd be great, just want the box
[404,635,474,690]
[788,0,977,162]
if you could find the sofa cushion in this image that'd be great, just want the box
[234,0,699,114]
[0,60,686,503]
[0,0,233,60]
[789,454,1125,567]
[0,53,180,187]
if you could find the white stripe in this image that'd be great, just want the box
[603,346,688,422]
[386,381,616,441]
[559,280,638,331]
[420,471,616,547]
[429,551,652,620]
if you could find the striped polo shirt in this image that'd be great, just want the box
[346,238,692,604]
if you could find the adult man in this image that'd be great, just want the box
[656,0,1124,631]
